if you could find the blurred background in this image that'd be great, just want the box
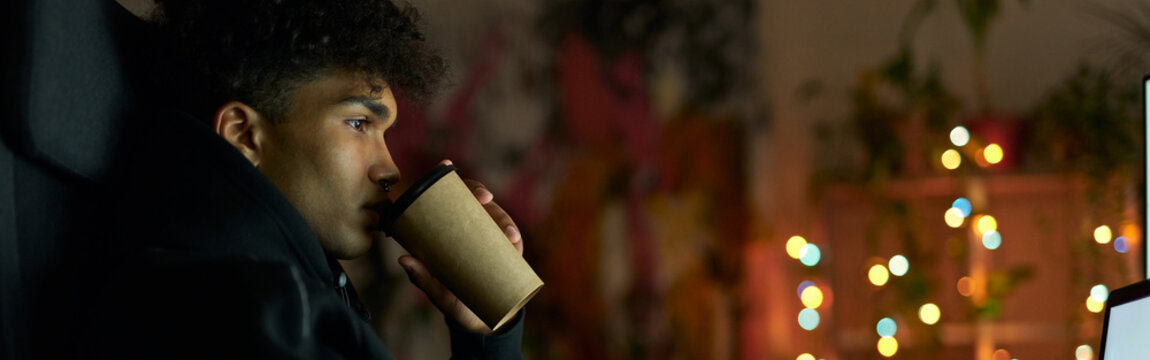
[118,0,1150,358]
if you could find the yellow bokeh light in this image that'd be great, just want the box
[974,148,990,167]
[919,303,941,325]
[993,349,1011,360]
[786,236,807,259]
[800,286,824,309]
[984,144,1004,164]
[868,264,890,286]
[1076,344,1094,360]
[1086,296,1104,313]
[976,215,998,234]
[877,336,898,357]
[796,354,815,360]
[957,276,974,297]
[941,149,962,170]
[944,207,965,228]
[1094,225,1113,244]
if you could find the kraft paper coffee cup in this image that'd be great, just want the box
[383,165,543,332]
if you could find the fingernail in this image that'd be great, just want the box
[505,225,520,243]
[473,188,493,202]
[443,159,454,166]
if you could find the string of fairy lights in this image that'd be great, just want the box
[787,125,1128,359]
[1075,222,1129,360]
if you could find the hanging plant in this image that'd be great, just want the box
[848,46,961,181]
[1027,65,1140,204]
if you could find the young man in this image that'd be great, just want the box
[86,0,525,357]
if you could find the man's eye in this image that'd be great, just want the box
[346,119,366,131]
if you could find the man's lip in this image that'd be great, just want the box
[365,199,393,212]
[365,199,393,229]
[367,196,393,212]
[363,208,385,232]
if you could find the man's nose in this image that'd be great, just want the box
[368,150,400,190]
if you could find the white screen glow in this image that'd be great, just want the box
[1144,78,1150,279]
[1104,297,1150,359]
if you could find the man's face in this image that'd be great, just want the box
[256,70,400,259]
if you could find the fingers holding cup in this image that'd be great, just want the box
[464,179,521,254]
[385,164,540,332]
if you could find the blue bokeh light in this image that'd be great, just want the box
[982,230,1002,250]
[799,244,821,267]
[952,197,972,217]
[1091,284,1109,303]
[1115,236,1129,253]
[876,317,897,337]
[798,308,820,331]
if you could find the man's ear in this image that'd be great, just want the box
[212,101,268,167]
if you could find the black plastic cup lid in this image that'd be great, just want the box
[382,164,457,233]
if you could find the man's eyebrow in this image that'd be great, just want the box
[337,96,391,120]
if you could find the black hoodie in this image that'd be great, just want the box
[81,111,523,359]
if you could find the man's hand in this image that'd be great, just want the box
[397,160,524,334]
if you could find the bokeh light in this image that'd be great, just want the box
[976,215,998,234]
[950,126,970,146]
[952,197,972,217]
[957,276,974,297]
[1091,284,1109,303]
[974,148,990,167]
[798,308,820,331]
[984,144,1004,164]
[868,264,890,286]
[1076,344,1094,360]
[1086,296,1105,313]
[1115,236,1129,253]
[786,236,807,259]
[801,285,824,309]
[1122,222,1140,240]
[919,303,941,325]
[1095,225,1113,244]
[941,149,962,170]
[799,244,821,266]
[876,317,897,337]
[877,336,898,357]
[888,255,909,277]
[945,208,965,228]
[993,349,1011,360]
[796,354,815,360]
[982,230,1002,250]
[797,280,815,298]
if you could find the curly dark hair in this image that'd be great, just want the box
[151,0,445,122]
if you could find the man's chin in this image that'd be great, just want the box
[323,233,377,260]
